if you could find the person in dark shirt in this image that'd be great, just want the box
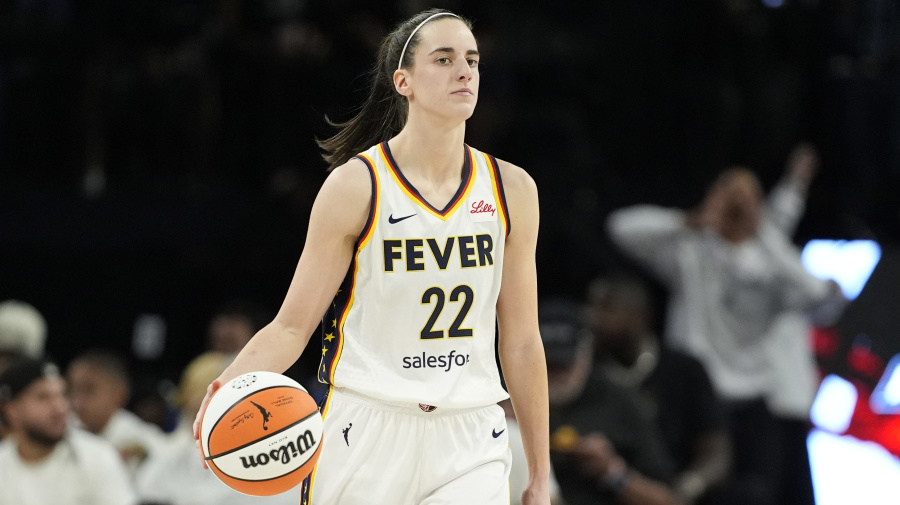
[585,275,732,505]
[543,298,679,505]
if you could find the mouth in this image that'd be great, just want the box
[452,88,474,96]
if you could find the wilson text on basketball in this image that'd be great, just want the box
[239,430,317,468]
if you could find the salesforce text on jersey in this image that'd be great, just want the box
[402,351,471,372]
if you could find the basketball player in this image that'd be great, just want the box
[193,9,551,505]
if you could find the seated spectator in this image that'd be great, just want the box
[544,298,678,505]
[136,351,300,505]
[67,349,166,476]
[0,299,48,440]
[586,275,731,505]
[0,356,138,505]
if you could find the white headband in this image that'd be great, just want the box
[397,12,460,70]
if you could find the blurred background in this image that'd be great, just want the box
[1,0,899,503]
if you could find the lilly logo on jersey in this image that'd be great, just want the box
[239,430,317,468]
[470,200,496,216]
[402,350,470,372]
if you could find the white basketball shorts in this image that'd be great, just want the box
[299,386,511,505]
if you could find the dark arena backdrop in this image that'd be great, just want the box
[2,2,899,502]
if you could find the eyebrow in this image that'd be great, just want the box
[427,47,480,57]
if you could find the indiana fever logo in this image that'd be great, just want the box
[239,431,317,468]
[250,401,273,431]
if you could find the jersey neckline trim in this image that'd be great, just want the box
[378,142,475,221]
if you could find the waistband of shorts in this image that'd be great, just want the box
[328,386,493,416]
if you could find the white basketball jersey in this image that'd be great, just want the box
[317,142,511,408]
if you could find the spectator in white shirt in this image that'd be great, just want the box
[606,157,844,505]
[0,299,48,440]
[136,351,300,505]
[67,349,167,477]
[0,356,138,505]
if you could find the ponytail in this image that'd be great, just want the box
[316,9,473,170]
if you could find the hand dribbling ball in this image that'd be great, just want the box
[199,371,324,496]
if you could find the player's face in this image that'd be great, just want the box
[67,362,125,433]
[6,377,69,446]
[407,18,480,121]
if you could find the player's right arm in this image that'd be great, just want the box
[192,158,371,444]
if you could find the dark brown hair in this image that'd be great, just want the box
[317,9,474,170]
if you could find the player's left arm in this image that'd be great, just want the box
[494,159,551,505]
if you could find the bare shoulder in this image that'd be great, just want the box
[311,158,372,238]
[494,158,538,198]
[322,157,372,198]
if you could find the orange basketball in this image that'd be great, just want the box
[199,371,324,496]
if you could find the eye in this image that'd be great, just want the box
[467,59,479,68]
[436,57,451,65]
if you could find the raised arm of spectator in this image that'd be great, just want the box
[606,205,689,284]
[762,225,845,313]
[766,143,818,237]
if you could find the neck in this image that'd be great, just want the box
[601,336,659,387]
[391,112,467,181]
[15,434,57,463]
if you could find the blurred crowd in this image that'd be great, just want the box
[2,0,899,504]
[0,146,852,505]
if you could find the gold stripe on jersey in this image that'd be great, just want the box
[327,154,380,385]
[321,143,510,409]
[377,142,477,221]
[482,153,510,238]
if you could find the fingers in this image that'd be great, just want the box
[787,143,819,185]
[196,438,209,470]
[193,380,222,439]
[193,379,223,470]
[573,433,620,477]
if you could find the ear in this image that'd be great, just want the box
[113,382,130,408]
[393,69,412,98]
[1,400,19,430]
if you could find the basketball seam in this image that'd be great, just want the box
[204,384,301,456]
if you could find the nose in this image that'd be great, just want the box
[457,62,473,81]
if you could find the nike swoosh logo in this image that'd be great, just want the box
[492,429,505,438]
[388,213,417,224]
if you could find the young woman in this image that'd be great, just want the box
[194,9,550,505]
